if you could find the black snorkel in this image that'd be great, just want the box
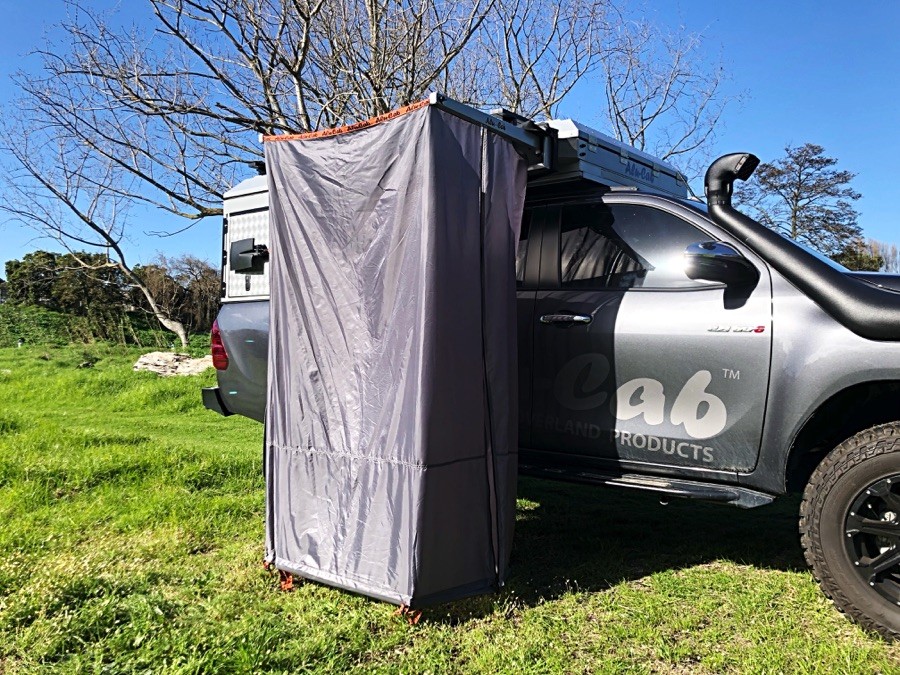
[705,153,900,341]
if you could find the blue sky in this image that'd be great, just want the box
[1,0,898,275]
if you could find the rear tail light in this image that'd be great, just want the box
[211,320,229,370]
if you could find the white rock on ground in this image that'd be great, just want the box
[133,352,214,377]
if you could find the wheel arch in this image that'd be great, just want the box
[785,380,900,493]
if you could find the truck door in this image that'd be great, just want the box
[528,197,772,472]
[515,206,544,449]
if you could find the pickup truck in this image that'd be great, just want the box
[202,105,900,638]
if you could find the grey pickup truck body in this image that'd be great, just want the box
[203,98,900,637]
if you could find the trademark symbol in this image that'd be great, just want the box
[722,368,740,380]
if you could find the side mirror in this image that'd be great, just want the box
[684,241,758,285]
[230,238,269,275]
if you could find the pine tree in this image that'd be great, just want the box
[736,143,862,259]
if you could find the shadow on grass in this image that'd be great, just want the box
[431,476,805,623]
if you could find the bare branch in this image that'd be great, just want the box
[597,19,737,180]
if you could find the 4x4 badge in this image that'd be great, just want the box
[708,325,765,333]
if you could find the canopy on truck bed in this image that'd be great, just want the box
[262,98,526,606]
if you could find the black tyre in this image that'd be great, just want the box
[800,422,900,639]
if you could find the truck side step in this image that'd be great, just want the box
[519,463,774,509]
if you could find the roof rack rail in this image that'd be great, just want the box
[427,93,557,174]
[428,93,688,199]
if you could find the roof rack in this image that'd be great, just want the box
[534,120,688,198]
[427,93,688,199]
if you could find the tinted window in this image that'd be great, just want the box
[559,203,713,289]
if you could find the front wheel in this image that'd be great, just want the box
[800,423,900,639]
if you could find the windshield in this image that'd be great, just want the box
[676,198,850,272]
[787,237,849,271]
[677,198,709,214]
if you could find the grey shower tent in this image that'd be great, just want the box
[262,99,527,607]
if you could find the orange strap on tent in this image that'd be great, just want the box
[263,98,431,143]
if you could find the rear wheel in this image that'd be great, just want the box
[800,423,900,639]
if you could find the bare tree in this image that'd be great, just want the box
[598,20,733,178]
[3,0,509,345]
[9,0,626,224]
[14,0,503,223]
[134,254,220,334]
[0,119,192,346]
[461,0,615,119]
[2,0,733,346]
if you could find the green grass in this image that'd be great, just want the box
[0,344,898,673]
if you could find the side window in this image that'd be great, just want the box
[516,209,532,286]
[559,203,714,289]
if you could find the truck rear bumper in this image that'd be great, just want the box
[202,387,233,417]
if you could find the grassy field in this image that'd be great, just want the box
[0,345,898,673]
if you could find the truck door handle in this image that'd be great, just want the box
[540,313,592,325]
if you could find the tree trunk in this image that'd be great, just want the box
[120,263,190,348]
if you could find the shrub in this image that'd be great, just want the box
[0,304,91,347]
[0,303,211,349]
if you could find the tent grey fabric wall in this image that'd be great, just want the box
[263,104,526,607]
